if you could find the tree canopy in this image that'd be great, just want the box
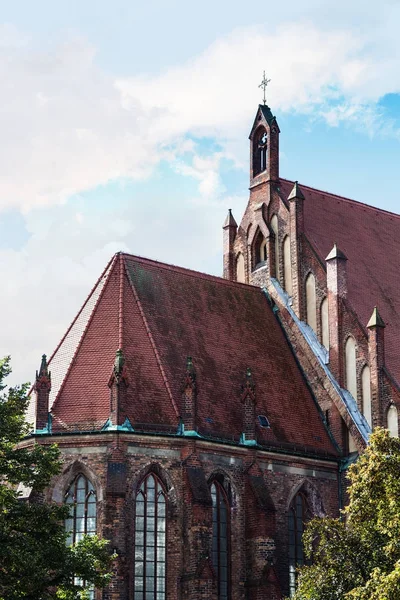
[0,356,113,600]
[292,427,400,600]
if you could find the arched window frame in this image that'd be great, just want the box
[253,127,268,176]
[210,479,231,600]
[134,472,167,600]
[270,215,279,280]
[305,272,317,334]
[361,364,372,428]
[288,491,311,597]
[253,229,267,269]
[344,335,358,401]
[283,235,292,295]
[236,252,245,283]
[387,404,399,438]
[320,297,329,350]
[64,474,97,600]
[64,473,97,545]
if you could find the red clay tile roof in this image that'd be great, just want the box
[46,252,336,456]
[280,178,400,384]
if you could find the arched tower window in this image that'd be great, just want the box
[361,365,372,428]
[321,297,329,350]
[270,215,279,279]
[253,128,268,176]
[134,473,167,600]
[288,491,311,597]
[345,336,357,400]
[387,405,399,438]
[305,273,317,334]
[211,481,230,600]
[283,235,292,295]
[236,252,245,283]
[65,474,97,545]
[253,230,267,268]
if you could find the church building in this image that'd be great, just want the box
[26,100,400,600]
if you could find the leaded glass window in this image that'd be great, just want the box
[211,481,230,600]
[134,473,167,600]
[288,492,310,596]
[65,474,97,599]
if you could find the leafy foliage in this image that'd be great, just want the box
[0,356,113,600]
[292,428,400,600]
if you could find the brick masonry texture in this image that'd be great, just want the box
[27,102,400,599]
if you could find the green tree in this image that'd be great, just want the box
[0,356,113,600]
[292,428,400,600]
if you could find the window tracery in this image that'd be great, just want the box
[211,480,230,600]
[288,491,310,597]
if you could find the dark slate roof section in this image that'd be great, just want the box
[47,253,338,457]
[280,179,399,383]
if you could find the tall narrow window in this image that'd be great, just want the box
[305,273,317,334]
[211,481,230,600]
[253,230,267,268]
[283,235,292,295]
[270,215,279,279]
[236,253,245,283]
[345,337,357,401]
[134,474,167,600]
[65,474,97,600]
[361,365,372,428]
[288,492,310,597]
[321,297,329,350]
[387,405,399,438]
[253,128,268,176]
[65,474,97,545]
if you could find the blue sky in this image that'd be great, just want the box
[1,0,400,384]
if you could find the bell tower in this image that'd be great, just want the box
[249,105,280,186]
[249,74,280,187]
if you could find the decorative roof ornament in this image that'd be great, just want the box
[34,354,51,391]
[367,306,385,329]
[288,181,305,201]
[184,356,196,390]
[109,348,129,387]
[326,243,347,262]
[223,209,238,229]
[241,367,256,402]
[259,71,271,106]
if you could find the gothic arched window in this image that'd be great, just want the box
[65,474,97,545]
[134,473,167,600]
[253,128,268,176]
[321,297,329,350]
[387,404,399,438]
[253,229,267,268]
[288,491,310,596]
[305,273,317,334]
[270,215,279,279]
[236,252,245,283]
[283,235,292,295]
[345,336,357,401]
[211,481,230,600]
[65,474,97,600]
[361,365,372,428]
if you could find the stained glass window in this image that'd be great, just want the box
[288,492,310,597]
[134,473,167,600]
[211,481,230,600]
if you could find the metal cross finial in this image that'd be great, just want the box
[259,71,271,105]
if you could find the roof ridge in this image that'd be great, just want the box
[121,253,261,291]
[122,256,180,419]
[50,254,119,406]
[281,178,400,220]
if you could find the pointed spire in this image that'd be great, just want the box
[184,356,196,389]
[367,306,385,329]
[223,209,237,229]
[288,181,305,201]
[326,243,347,262]
[36,354,50,380]
[241,367,256,401]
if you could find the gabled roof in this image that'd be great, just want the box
[41,252,337,456]
[280,178,400,383]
